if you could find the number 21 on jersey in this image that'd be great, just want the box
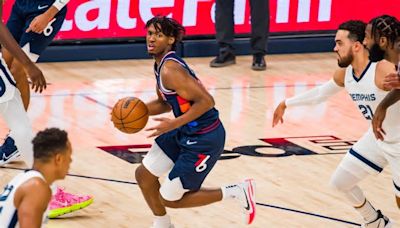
[359,104,374,120]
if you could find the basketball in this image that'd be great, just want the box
[111,97,149,134]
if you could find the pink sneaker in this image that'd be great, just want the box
[48,187,93,218]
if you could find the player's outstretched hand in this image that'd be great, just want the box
[272,101,286,127]
[383,72,400,90]
[26,63,47,93]
[26,14,50,34]
[146,117,177,138]
[372,104,387,141]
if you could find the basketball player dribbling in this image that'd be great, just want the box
[135,16,256,228]
[273,20,397,227]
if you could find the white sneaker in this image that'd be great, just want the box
[362,210,392,228]
[236,179,256,225]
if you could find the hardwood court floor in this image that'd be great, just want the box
[0,53,398,227]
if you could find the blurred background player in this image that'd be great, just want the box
[0,0,93,219]
[0,128,72,228]
[273,20,397,227]
[0,0,66,154]
[135,16,256,228]
[210,0,269,71]
[0,16,44,168]
[2,0,68,110]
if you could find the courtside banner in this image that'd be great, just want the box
[2,0,399,40]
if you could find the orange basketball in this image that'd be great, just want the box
[111,97,149,134]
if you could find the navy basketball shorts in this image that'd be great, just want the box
[153,123,225,192]
[7,0,67,61]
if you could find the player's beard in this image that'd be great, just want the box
[337,50,353,67]
[368,43,385,62]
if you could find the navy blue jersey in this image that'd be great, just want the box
[154,51,220,135]
[7,0,67,58]
[13,0,65,14]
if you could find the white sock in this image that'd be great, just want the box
[221,184,241,200]
[153,214,171,228]
[355,199,378,223]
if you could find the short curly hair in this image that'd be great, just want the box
[145,16,185,51]
[32,128,68,162]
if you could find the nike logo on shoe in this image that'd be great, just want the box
[186,140,197,145]
[243,191,251,211]
[242,179,256,225]
[38,5,49,10]
[2,150,18,161]
[0,150,19,165]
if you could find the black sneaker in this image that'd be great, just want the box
[252,54,266,71]
[0,136,20,165]
[210,50,236,67]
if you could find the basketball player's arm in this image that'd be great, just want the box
[272,69,344,127]
[146,88,172,115]
[26,0,70,34]
[15,179,51,228]
[372,61,398,140]
[146,61,214,137]
[0,21,46,92]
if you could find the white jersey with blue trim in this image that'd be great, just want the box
[344,61,400,144]
[0,170,46,228]
[0,54,17,103]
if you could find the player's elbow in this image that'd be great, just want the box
[204,95,215,110]
[164,103,172,112]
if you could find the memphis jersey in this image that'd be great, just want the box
[0,55,17,103]
[0,170,46,227]
[344,61,400,143]
[154,51,220,135]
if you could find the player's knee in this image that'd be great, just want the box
[135,165,156,189]
[159,177,188,205]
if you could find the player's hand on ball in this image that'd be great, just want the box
[146,117,177,138]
